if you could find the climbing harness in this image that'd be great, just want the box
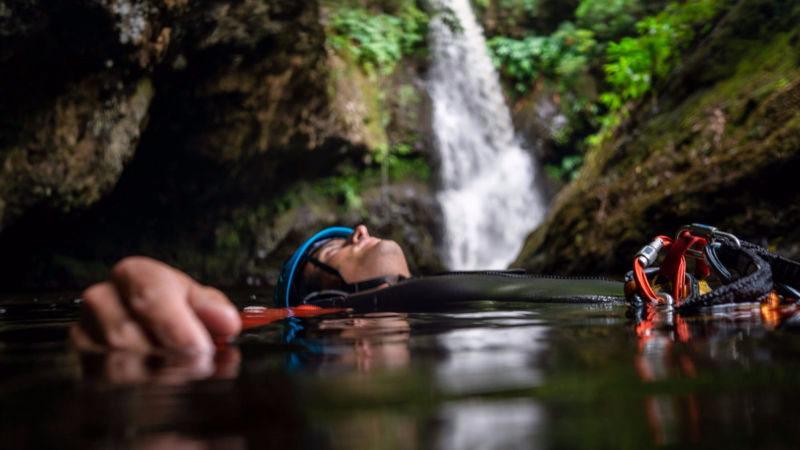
[625,224,800,312]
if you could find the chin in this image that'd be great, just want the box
[375,239,403,256]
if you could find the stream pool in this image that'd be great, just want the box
[2,291,800,449]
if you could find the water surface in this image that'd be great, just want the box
[1,292,799,449]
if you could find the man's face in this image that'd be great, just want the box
[302,225,411,291]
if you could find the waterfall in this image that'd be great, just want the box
[428,0,547,270]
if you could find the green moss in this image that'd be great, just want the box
[327,52,389,151]
[709,31,798,105]
[515,0,800,275]
[395,83,420,117]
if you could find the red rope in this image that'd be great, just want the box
[633,235,673,304]
[659,231,708,305]
[634,231,712,306]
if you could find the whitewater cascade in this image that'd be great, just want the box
[428,0,547,270]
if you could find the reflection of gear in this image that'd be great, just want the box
[282,316,303,345]
[282,316,326,372]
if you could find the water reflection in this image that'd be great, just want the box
[79,347,241,385]
[315,312,412,373]
[437,399,545,449]
[436,324,547,394]
[634,307,698,446]
[631,300,800,446]
[317,410,420,450]
[79,310,416,383]
[130,433,245,450]
[5,294,800,449]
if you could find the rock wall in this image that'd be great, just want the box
[514,0,800,276]
[0,0,333,226]
[0,0,168,231]
[0,0,443,289]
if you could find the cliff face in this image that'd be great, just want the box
[0,0,164,230]
[0,0,443,289]
[514,0,800,276]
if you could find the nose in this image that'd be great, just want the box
[349,224,370,244]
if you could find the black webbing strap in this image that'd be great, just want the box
[677,239,800,311]
[741,240,800,288]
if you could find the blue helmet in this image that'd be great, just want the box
[274,227,354,308]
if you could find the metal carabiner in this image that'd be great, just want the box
[677,223,741,249]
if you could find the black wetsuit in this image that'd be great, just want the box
[302,271,624,311]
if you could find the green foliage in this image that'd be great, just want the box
[271,142,431,216]
[375,142,432,181]
[326,3,428,75]
[215,226,241,252]
[488,18,599,181]
[595,0,728,136]
[317,1,433,210]
[310,148,430,213]
[575,0,639,40]
[489,36,554,92]
[488,0,731,180]
[470,0,491,18]
[499,0,539,14]
[488,22,597,94]
[600,36,658,111]
[489,0,583,35]
[545,154,583,180]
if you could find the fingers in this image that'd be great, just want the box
[187,284,241,337]
[70,256,241,355]
[111,257,216,354]
[73,281,154,353]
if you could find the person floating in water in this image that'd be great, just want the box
[70,225,411,354]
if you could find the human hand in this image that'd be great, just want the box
[70,256,241,354]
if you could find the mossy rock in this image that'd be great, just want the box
[514,0,800,276]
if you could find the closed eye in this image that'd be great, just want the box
[315,238,346,261]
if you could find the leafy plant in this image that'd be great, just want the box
[590,0,729,142]
[488,21,597,94]
[326,3,428,74]
[545,154,583,181]
[375,143,431,181]
[488,19,601,179]
[499,0,539,15]
[575,0,640,40]
[601,0,727,110]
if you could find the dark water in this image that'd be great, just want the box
[2,292,800,449]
